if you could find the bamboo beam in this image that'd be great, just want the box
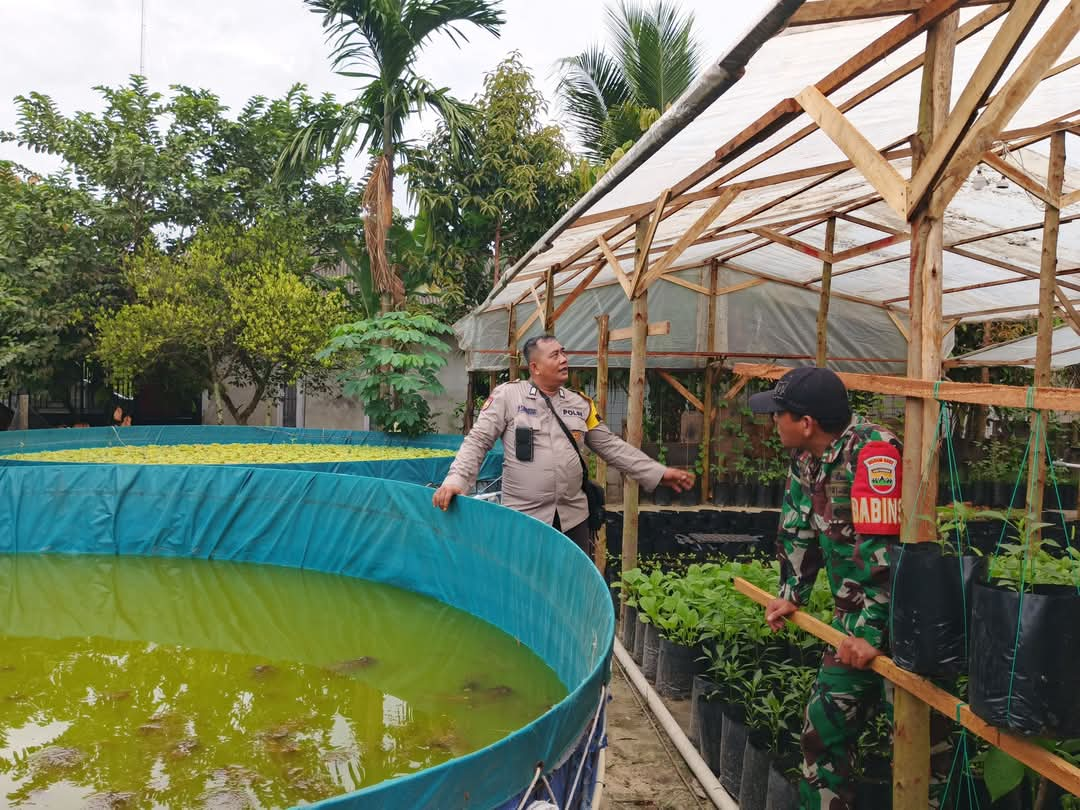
[1060,188,1080,209]
[1056,284,1080,337]
[750,225,832,262]
[640,188,740,291]
[888,309,911,341]
[514,306,543,344]
[817,217,837,367]
[733,362,1080,412]
[982,151,1059,208]
[609,321,671,343]
[598,235,634,299]
[907,0,1048,214]
[632,189,670,296]
[657,370,705,414]
[595,314,610,571]
[544,266,557,333]
[831,232,911,264]
[1026,131,1067,542]
[733,576,1080,799]
[621,221,650,621]
[796,85,911,218]
[703,262,719,501]
[660,275,712,295]
[724,376,751,401]
[787,0,1002,27]
[551,261,605,324]
[931,4,1080,215]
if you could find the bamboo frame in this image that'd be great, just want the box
[817,217,837,367]
[734,577,1080,799]
[609,321,671,343]
[657,370,704,414]
[594,314,610,571]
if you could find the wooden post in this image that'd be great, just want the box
[544,265,557,335]
[621,222,650,619]
[463,372,475,434]
[16,392,29,430]
[595,314,611,570]
[895,13,957,810]
[816,217,837,367]
[702,261,719,501]
[507,304,520,380]
[1025,131,1067,538]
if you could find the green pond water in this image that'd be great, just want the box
[0,554,567,808]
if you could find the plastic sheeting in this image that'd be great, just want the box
[458,2,1078,372]
[0,464,613,809]
[0,426,502,485]
[949,324,1080,369]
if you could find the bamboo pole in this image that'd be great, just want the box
[1026,131,1067,541]
[544,265,557,335]
[895,13,957,809]
[702,262,719,501]
[734,576,1080,799]
[595,315,611,571]
[621,222,650,619]
[817,217,837,367]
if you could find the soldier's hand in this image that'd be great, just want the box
[765,597,798,631]
[432,483,465,511]
[837,634,880,669]
[660,467,695,493]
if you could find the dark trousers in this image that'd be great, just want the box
[552,511,593,558]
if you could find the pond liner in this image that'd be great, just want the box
[739,735,771,810]
[0,463,612,810]
[719,709,748,798]
[969,581,1080,737]
[641,623,661,682]
[655,637,703,699]
[764,763,799,810]
[889,543,986,677]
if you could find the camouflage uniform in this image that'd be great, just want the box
[777,417,901,810]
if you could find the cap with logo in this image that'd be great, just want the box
[748,367,851,423]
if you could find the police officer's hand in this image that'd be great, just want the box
[765,597,798,631]
[660,467,695,492]
[837,634,880,670]
[432,483,465,511]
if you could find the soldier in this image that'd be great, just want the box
[749,367,903,810]
[432,334,695,555]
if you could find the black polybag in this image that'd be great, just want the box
[969,581,1080,737]
[889,543,986,677]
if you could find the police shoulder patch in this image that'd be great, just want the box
[851,440,902,534]
[480,396,494,412]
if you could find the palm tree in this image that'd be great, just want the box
[556,0,702,164]
[278,0,504,309]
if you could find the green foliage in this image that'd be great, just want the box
[318,310,454,436]
[95,216,345,424]
[404,54,578,317]
[969,437,1025,482]
[556,0,702,164]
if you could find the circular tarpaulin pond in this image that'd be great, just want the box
[0,426,503,485]
[0,464,611,809]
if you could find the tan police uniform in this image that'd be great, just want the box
[443,380,667,530]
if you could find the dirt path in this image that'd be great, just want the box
[599,658,709,810]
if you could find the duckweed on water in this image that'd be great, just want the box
[1,442,455,465]
[0,555,566,808]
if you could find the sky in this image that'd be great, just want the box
[0,0,772,209]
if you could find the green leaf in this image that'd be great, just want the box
[982,748,1026,802]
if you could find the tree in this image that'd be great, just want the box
[318,310,454,436]
[0,165,120,398]
[404,54,578,315]
[556,0,702,164]
[95,217,347,425]
[278,0,504,311]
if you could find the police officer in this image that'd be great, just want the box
[432,334,695,554]
[750,367,903,810]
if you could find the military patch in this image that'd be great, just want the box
[851,440,902,535]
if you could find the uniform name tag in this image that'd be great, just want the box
[517,405,537,415]
[851,440,901,534]
[561,408,585,419]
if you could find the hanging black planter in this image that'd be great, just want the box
[969,581,1080,737]
[889,543,986,677]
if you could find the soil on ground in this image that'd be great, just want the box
[598,657,709,810]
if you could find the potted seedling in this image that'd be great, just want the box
[653,443,674,506]
[680,441,706,507]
